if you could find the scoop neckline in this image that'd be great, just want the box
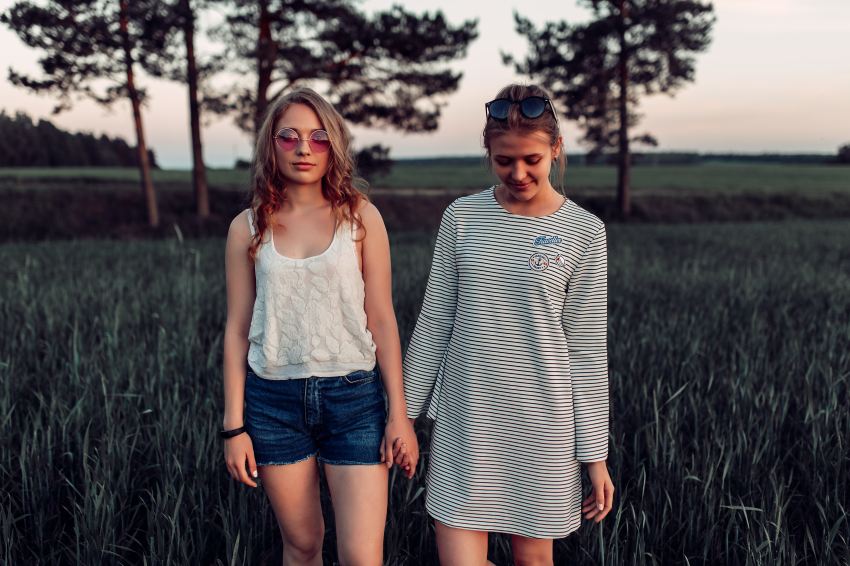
[269,222,338,263]
[489,186,570,219]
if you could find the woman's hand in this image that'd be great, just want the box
[382,415,419,479]
[582,460,614,522]
[224,432,258,488]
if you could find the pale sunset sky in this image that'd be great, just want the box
[0,0,848,168]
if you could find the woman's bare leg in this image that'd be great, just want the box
[323,463,388,565]
[510,534,553,566]
[435,520,489,566]
[258,457,325,566]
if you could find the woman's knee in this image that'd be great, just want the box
[281,522,325,560]
[335,539,382,566]
[514,558,553,566]
[511,536,553,566]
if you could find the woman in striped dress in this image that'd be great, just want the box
[403,84,615,564]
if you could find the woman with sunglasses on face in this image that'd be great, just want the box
[403,83,614,564]
[221,87,418,565]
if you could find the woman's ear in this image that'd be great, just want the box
[552,136,564,161]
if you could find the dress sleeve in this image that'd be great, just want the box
[403,203,459,419]
[563,223,609,462]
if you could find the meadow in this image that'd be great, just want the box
[3,161,850,244]
[1,219,848,564]
[2,160,850,196]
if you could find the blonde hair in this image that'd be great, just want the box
[483,83,567,192]
[248,88,366,261]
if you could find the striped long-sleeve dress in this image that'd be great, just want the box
[403,187,609,538]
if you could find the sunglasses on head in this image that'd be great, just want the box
[485,96,560,129]
[274,128,331,153]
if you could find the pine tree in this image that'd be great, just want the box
[142,0,222,218]
[211,0,478,136]
[508,0,715,218]
[2,0,164,226]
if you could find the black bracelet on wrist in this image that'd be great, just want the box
[219,426,247,439]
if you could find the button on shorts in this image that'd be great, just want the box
[244,366,387,466]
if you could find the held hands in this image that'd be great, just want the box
[382,415,419,479]
[224,432,258,488]
[582,460,614,523]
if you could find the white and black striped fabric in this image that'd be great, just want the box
[403,187,609,538]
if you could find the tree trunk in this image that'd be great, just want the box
[181,0,209,218]
[617,0,631,220]
[254,0,274,135]
[120,0,159,227]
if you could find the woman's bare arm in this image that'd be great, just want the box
[222,209,256,429]
[358,201,419,477]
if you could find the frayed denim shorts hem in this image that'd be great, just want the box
[316,456,384,466]
[256,451,318,467]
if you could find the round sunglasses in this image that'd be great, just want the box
[274,128,331,153]
[485,96,560,128]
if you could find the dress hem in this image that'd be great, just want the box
[426,505,581,540]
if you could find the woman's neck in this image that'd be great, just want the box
[496,183,564,216]
[282,182,328,210]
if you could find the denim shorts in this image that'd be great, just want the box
[244,366,387,466]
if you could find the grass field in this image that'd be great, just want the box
[1,219,848,564]
[2,161,849,195]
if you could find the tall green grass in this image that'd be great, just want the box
[1,220,848,564]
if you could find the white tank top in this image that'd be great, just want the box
[246,208,377,379]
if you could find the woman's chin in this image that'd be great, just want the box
[503,182,539,200]
[281,171,324,186]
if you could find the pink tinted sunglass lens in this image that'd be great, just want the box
[274,135,298,151]
[309,137,330,153]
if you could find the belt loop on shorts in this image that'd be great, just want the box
[303,378,311,428]
[314,377,321,425]
[304,377,321,427]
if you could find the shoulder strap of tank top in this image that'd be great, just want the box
[246,209,256,237]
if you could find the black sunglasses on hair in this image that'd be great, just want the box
[485,96,560,129]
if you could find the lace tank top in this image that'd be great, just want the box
[246,209,377,379]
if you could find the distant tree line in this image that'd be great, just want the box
[394,152,841,168]
[587,152,839,166]
[0,111,158,168]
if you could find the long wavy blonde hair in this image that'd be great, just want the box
[248,88,366,262]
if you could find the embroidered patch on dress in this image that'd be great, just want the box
[552,254,567,267]
[529,253,550,271]
[533,236,562,247]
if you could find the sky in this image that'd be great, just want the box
[0,0,848,168]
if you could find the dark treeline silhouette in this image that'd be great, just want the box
[701,153,837,166]
[590,152,834,166]
[389,153,836,168]
[0,111,158,168]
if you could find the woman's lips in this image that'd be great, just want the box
[510,181,532,190]
[293,162,315,170]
